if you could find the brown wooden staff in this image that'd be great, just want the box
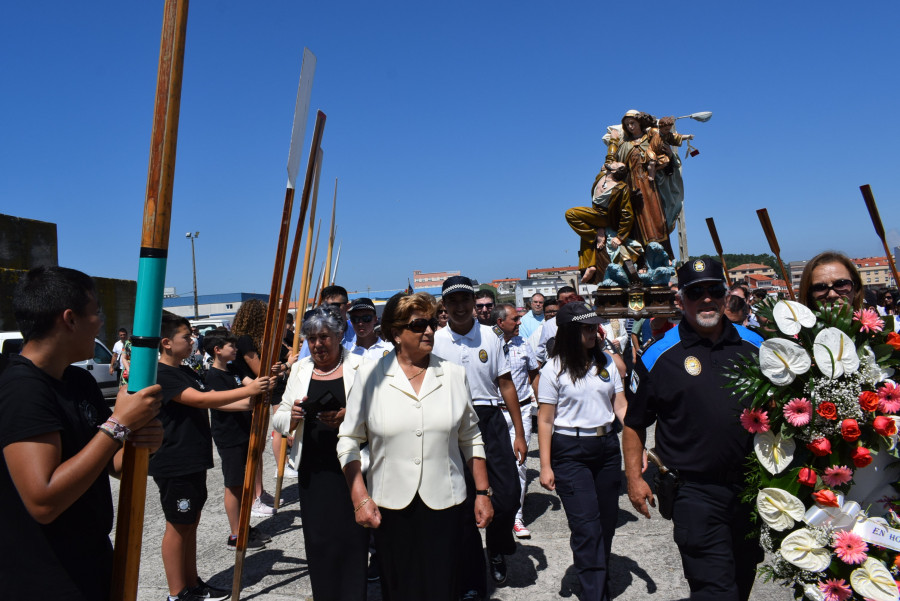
[323,178,338,286]
[756,208,796,301]
[705,217,732,286]
[860,185,900,290]
[111,2,189,599]
[232,111,326,599]
[306,220,323,306]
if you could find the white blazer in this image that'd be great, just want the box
[272,349,365,469]
[337,351,485,511]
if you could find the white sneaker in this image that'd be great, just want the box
[283,466,298,478]
[251,496,275,517]
[513,519,531,539]
[259,491,283,506]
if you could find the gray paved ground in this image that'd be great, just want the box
[113,430,789,601]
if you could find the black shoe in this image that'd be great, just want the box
[167,588,202,601]
[191,578,231,601]
[250,526,272,543]
[489,552,507,585]
[461,590,482,601]
[367,558,381,582]
[226,529,267,551]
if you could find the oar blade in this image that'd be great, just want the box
[286,48,316,189]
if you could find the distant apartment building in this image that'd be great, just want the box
[788,260,808,290]
[412,269,460,288]
[728,263,775,281]
[515,278,569,309]
[527,266,580,291]
[852,256,896,288]
[491,278,519,295]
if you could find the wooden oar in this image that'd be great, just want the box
[705,217,731,286]
[110,2,189,599]
[306,220,323,307]
[756,208,796,301]
[331,240,342,284]
[323,178,338,287]
[860,185,900,291]
[231,100,325,599]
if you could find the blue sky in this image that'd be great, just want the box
[2,1,898,297]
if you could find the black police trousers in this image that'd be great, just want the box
[671,480,762,601]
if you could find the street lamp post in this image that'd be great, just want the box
[186,231,199,318]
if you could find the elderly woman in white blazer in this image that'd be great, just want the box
[337,292,493,601]
[273,306,367,601]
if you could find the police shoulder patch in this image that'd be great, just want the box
[478,349,488,363]
[629,371,640,393]
[383,350,390,357]
[598,367,610,381]
[492,325,503,337]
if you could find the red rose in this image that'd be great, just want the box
[851,446,873,468]
[816,401,838,420]
[859,390,880,412]
[841,419,862,442]
[873,416,898,437]
[807,438,832,456]
[797,467,817,487]
[812,489,840,507]
[887,332,900,351]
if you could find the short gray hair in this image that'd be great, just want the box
[301,305,346,338]
[490,303,516,325]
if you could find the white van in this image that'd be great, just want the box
[0,332,119,401]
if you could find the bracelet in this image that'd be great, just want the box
[354,496,371,513]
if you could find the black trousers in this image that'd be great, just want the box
[672,480,762,601]
[459,405,522,595]
[374,495,465,601]
[551,431,621,601]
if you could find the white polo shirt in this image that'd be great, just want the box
[536,316,558,363]
[350,337,393,361]
[503,335,539,402]
[433,320,509,402]
[538,354,621,428]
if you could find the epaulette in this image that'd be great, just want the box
[492,325,503,338]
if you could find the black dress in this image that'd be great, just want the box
[299,377,368,601]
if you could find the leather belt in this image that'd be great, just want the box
[554,424,613,437]
[472,399,500,407]
[500,397,534,411]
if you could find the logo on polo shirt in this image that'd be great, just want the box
[684,356,702,376]
[598,367,610,381]
[478,349,488,363]
[692,260,706,272]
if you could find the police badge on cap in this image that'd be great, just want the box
[676,258,725,289]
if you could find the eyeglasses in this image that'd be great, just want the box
[475,303,494,310]
[437,309,448,314]
[350,314,375,324]
[810,279,854,298]
[684,283,727,301]
[402,317,439,333]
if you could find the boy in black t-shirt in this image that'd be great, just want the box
[203,332,270,550]
[0,266,163,600]
[153,315,273,601]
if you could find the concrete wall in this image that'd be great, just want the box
[0,214,58,271]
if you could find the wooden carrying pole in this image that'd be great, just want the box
[860,185,900,289]
[306,220,323,306]
[323,178,338,286]
[756,208,796,301]
[111,2,189,599]
[705,217,732,286]
[232,111,326,599]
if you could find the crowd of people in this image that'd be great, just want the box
[0,255,897,601]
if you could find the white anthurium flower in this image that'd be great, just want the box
[861,345,895,385]
[779,528,831,572]
[802,583,826,601]
[814,327,859,379]
[757,488,806,531]
[759,338,812,385]
[773,300,817,336]
[754,431,796,475]
[850,557,900,601]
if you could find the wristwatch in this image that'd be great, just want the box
[475,487,493,497]
[98,417,131,444]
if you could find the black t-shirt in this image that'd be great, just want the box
[206,365,252,448]
[234,334,289,405]
[624,320,764,478]
[148,363,214,478]
[0,355,114,600]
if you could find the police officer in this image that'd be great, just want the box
[491,303,540,539]
[433,276,527,599]
[622,259,763,601]
[347,297,392,360]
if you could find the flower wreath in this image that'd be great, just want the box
[728,299,900,601]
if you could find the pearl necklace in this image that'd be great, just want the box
[313,354,343,376]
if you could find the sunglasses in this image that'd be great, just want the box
[350,314,375,324]
[475,303,494,310]
[402,317,439,333]
[437,309,448,314]
[684,283,727,301]
[810,279,854,297]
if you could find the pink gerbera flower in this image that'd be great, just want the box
[822,465,853,487]
[878,381,900,414]
[832,530,868,565]
[783,397,812,427]
[817,578,852,601]
[739,408,770,433]
[853,308,884,333]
